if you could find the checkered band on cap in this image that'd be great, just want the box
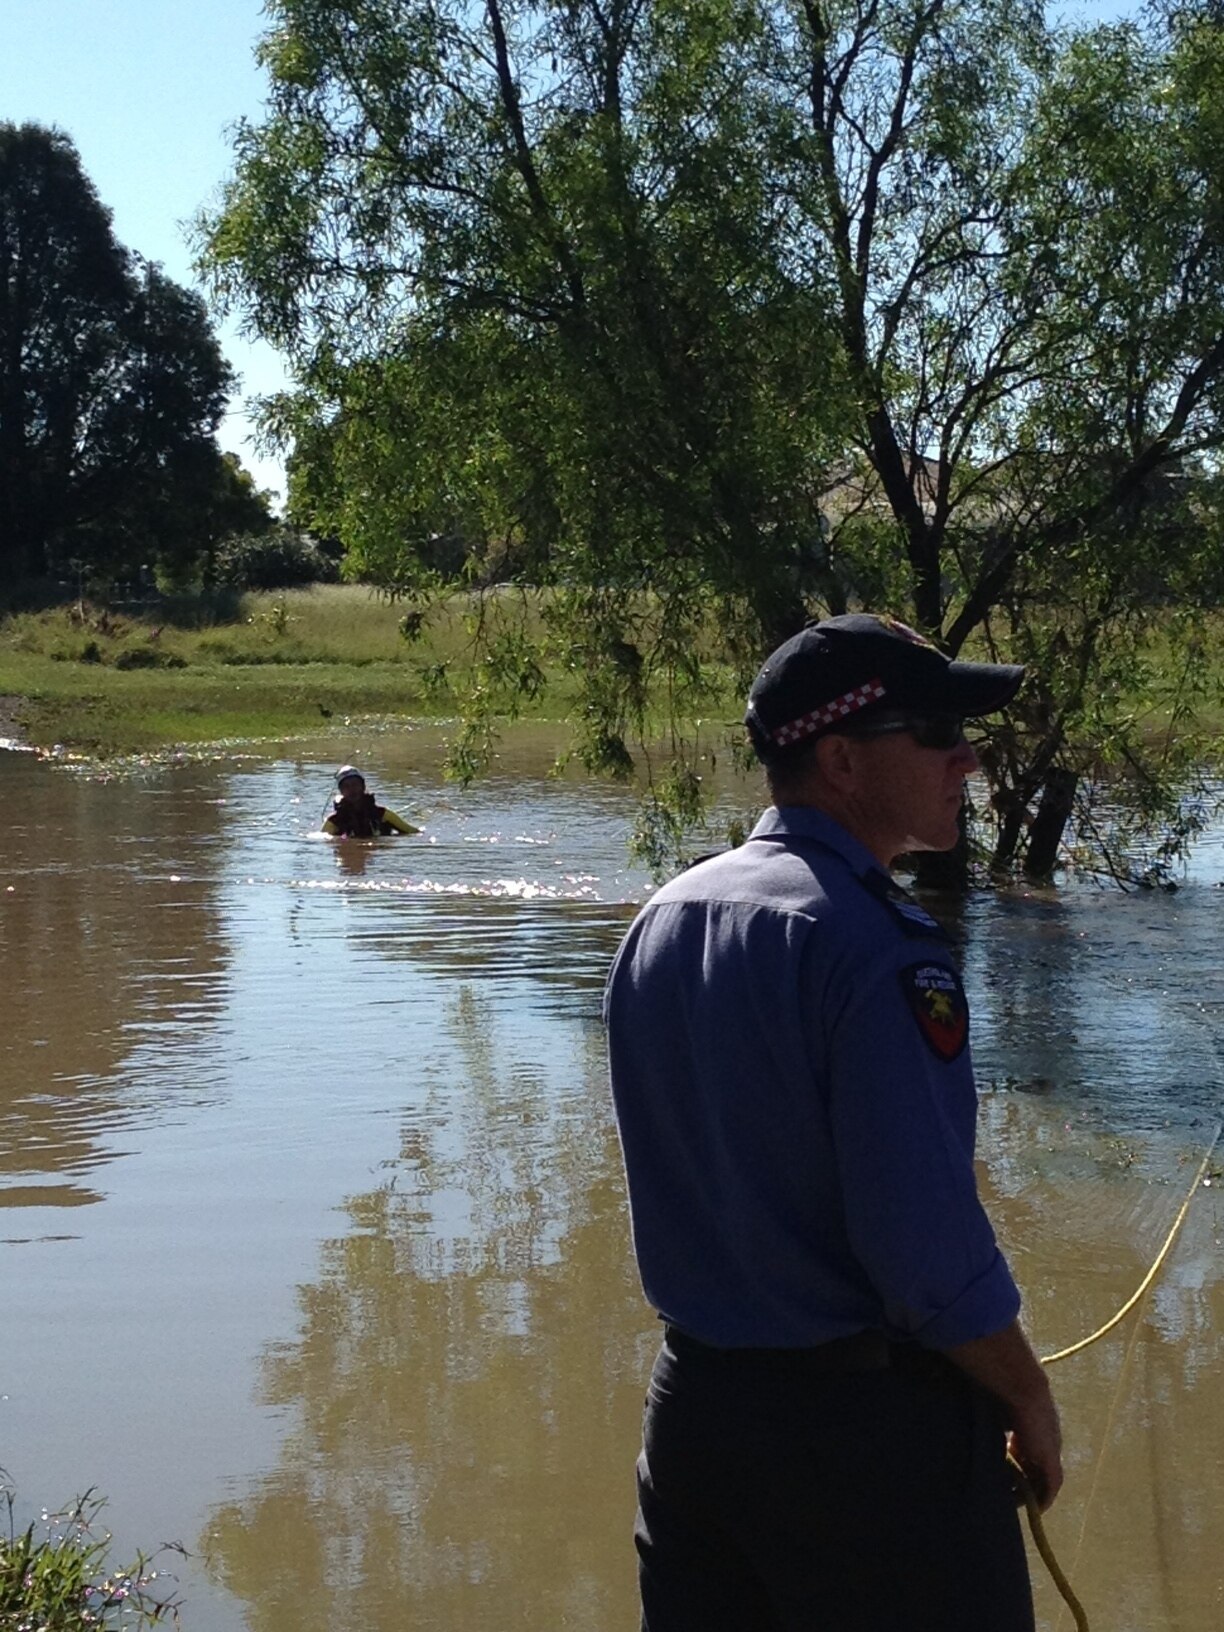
[769,679,887,746]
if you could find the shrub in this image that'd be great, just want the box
[211,530,340,590]
[114,647,187,670]
[0,1485,182,1629]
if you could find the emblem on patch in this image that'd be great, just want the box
[900,962,968,1061]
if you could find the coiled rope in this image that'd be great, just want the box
[1012,1122,1222,1632]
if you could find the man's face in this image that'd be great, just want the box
[338,776,365,803]
[840,723,979,863]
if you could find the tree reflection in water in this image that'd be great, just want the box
[204,988,651,1632]
[0,755,231,1217]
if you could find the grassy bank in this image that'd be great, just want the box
[2,586,1220,759]
[0,585,572,755]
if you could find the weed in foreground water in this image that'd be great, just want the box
[0,1481,183,1630]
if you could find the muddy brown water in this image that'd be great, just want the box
[1,729,1221,1631]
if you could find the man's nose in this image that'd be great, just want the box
[954,735,980,774]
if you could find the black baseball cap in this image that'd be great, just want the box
[744,613,1024,760]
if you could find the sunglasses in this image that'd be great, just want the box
[838,715,967,750]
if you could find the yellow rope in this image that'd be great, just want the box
[1039,1127,1221,1365]
[1010,1456,1090,1632]
[1051,1278,1149,1632]
[1016,1121,1221,1632]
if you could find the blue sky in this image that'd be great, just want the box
[2,0,290,501]
[4,0,1138,511]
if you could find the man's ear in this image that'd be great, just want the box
[812,732,857,794]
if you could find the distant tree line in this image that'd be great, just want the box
[0,122,284,600]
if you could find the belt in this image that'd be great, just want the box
[662,1324,959,1382]
[664,1324,890,1374]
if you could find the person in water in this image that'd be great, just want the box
[322,766,420,837]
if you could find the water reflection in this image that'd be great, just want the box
[345,897,633,1016]
[329,839,377,880]
[948,876,1224,1124]
[203,999,649,1632]
[979,1100,1224,1632]
[1,738,1223,1632]
[0,753,231,1222]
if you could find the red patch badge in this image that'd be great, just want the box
[900,962,968,1062]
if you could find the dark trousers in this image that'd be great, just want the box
[636,1328,1034,1632]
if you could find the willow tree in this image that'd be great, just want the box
[784,1,1224,875]
[202,0,847,840]
[201,0,1224,878]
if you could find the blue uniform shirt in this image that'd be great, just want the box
[604,805,1021,1350]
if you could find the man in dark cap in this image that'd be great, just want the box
[604,613,1061,1632]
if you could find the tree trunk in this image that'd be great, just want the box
[991,807,1027,872]
[1023,768,1078,879]
[758,584,811,650]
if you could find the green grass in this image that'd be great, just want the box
[3,586,1221,759]
[1,1487,181,1630]
[0,586,573,755]
[1125,615,1224,738]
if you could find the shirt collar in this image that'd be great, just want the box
[748,804,884,880]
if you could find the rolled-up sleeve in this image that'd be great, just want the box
[818,951,1020,1349]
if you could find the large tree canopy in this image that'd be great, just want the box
[201,0,1224,877]
[0,123,263,591]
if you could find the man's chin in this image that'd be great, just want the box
[902,830,959,855]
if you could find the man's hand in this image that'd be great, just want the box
[945,1320,1064,1512]
[1006,1392,1064,1512]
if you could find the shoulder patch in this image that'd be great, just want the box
[857,869,949,940]
[900,962,969,1062]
